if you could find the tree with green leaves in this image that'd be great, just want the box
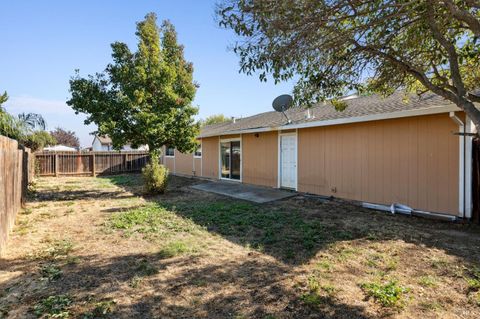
[68,13,199,156]
[1,90,53,150]
[50,127,80,148]
[201,114,232,127]
[1,91,26,140]
[217,0,480,133]
[23,131,56,151]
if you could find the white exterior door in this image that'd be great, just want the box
[280,134,297,189]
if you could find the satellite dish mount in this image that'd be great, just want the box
[272,94,293,124]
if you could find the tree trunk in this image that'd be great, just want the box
[458,99,480,136]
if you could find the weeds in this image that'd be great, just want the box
[158,240,198,258]
[300,275,337,308]
[34,239,74,260]
[108,204,199,239]
[33,295,71,318]
[418,275,438,288]
[135,258,158,276]
[466,267,480,292]
[83,300,116,318]
[39,263,62,281]
[360,279,409,308]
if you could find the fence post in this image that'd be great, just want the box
[92,152,96,177]
[55,153,59,177]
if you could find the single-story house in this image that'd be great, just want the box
[160,91,477,218]
[92,135,149,152]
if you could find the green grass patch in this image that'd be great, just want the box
[360,279,409,308]
[33,295,71,318]
[100,175,141,187]
[466,267,480,292]
[418,275,438,288]
[107,204,200,239]
[160,201,346,262]
[158,240,199,259]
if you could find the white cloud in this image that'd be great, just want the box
[3,96,73,115]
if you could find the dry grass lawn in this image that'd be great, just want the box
[1,174,480,318]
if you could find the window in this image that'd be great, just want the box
[165,146,175,157]
[194,144,202,157]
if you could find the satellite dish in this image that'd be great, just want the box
[272,94,293,124]
[272,94,293,112]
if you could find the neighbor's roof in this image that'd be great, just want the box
[199,91,461,138]
[43,145,77,152]
[95,135,112,144]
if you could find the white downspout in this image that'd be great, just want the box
[450,112,465,218]
[465,118,475,219]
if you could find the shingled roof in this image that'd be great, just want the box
[95,135,112,144]
[199,91,460,138]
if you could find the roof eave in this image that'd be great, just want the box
[198,105,461,138]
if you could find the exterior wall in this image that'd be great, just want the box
[242,131,278,187]
[174,150,194,176]
[92,138,110,151]
[164,156,175,173]
[194,157,202,177]
[297,113,459,215]
[201,137,219,179]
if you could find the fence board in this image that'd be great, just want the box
[35,151,150,176]
[0,135,31,255]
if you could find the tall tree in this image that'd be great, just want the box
[17,112,46,130]
[68,13,199,155]
[201,114,232,127]
[218,0,480,133]
[1,91,26,140]
[50,127,80,148]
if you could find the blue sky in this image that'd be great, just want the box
[0,0,293,147]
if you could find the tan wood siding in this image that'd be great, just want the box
[193,158,202,177]
[242,131,278,187]
[201,137,219,179]
[174,150,194,176]
[297,113,459,215]
[164,157,175,173]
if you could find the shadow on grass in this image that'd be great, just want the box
[0,252,371,318]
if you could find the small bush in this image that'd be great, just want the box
[142,155,168,194]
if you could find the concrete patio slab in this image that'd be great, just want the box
[190,181,296,203]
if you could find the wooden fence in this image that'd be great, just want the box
[0,135,33,255]
[35,151,150,176]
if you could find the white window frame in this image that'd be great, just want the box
[165,146,175,157]
[194,140,202,158]
[218,137,242,182]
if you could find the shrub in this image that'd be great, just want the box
[142,154,168,194]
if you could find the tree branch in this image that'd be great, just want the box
[443,0,480,36]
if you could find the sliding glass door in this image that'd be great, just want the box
[220,140,241,180]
